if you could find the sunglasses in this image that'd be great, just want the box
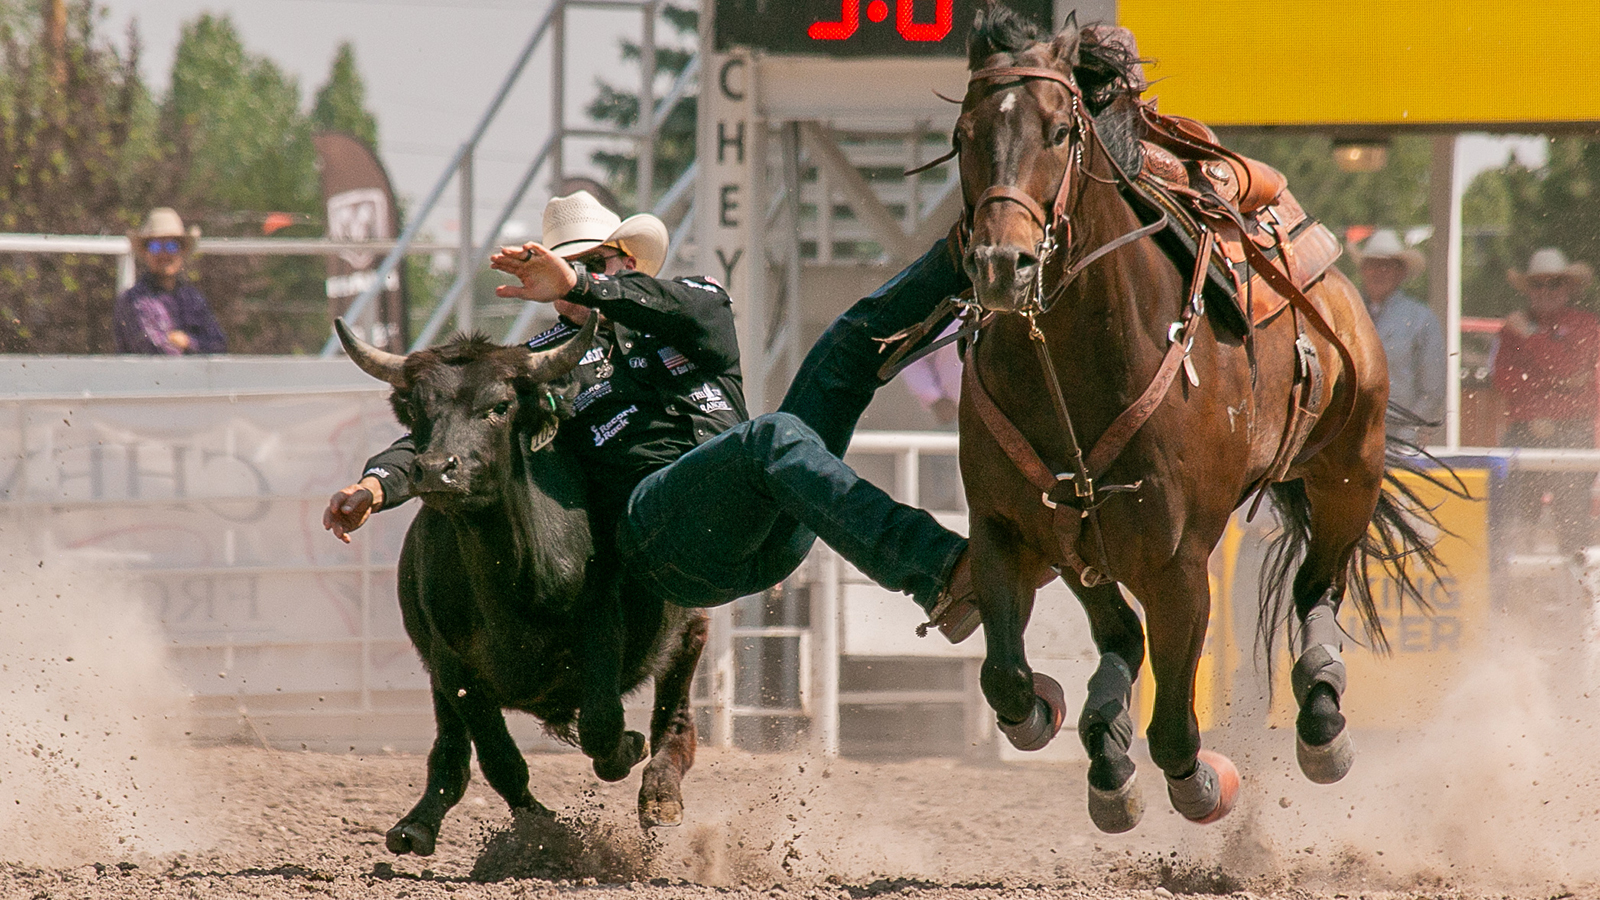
[145,238,184,255]
[1527,277,1570,291]
[571,248,623,270]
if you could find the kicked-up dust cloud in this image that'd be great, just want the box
[0,544,201,866]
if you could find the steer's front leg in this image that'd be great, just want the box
[388,683,473,856]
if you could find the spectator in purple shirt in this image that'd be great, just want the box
[113,208,227,354]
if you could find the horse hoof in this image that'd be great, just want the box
[1297,729,1354,784]
[1087,771,1145,833]
[1166,750,1239,825]
[999,673,1066,751]
[386,820,437,856]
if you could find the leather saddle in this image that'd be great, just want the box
[1129,104,1342,337]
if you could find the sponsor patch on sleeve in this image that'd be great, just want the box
[687,383,733,413]
[677,277,724,294]
[526,320,579,349]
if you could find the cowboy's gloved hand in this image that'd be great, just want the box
[491,242,579,303]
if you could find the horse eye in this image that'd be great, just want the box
[490,400,512,417]
[1051,124,1071,146]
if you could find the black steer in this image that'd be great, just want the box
[337,318,707,857]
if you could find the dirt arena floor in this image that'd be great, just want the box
[6,550,1600,900]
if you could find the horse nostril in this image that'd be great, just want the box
[443,455,459,471]
[1016,251,1039,271]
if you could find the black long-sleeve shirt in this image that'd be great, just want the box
[361,270,748,525]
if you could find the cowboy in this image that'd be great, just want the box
[1492,247,1600,558]
[1350,228,1444,443]
[325,191,979,637]
[112,207,227,355]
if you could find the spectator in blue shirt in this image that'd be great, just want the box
[113,208,227,355]
[1351,228,1445,444]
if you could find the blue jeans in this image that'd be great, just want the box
[616,241,968,608]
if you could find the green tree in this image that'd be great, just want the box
[584,3,697,210]
[163,14,318,217]
[0,0,180,352]
[1461,138,1600,319]
[311,41,378,147]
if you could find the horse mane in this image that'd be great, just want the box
[966,2,1043,67]
[966,5,1148,177]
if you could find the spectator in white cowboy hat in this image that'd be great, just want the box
[1349,228,1445,444]
[112,207,227,354]
[1492,247,1600,558]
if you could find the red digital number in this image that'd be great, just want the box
[808,0,860,40]
[896,0,952,41]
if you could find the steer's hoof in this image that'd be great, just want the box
[1166,750,1239,825]
[999,673,1066,752]
[593,730,647,783]
[639,763,684,828]
[1297,729,1355,784]
[1087,770,1145,834]
[386,820,437,856]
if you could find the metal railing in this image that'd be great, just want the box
[320,0,700,356]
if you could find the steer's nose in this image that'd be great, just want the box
[413,452,462,492]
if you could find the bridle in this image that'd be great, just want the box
[943,64,1166,319]
[932,60,1181,587]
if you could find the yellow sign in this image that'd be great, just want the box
[1119,2,1600,126]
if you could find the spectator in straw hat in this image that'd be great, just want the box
[112,207,226,354]
[1350,228,1444,443]
[1492,247,1600,557]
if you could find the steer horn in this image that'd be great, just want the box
[524,314,600,381]
[335,318,408,387]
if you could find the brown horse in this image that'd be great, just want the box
[947,9,1449,832]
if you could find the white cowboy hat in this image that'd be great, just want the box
[128,207,200,251]
[540,191,669,277]
[1508,247,1593,293]
[1348,228,1425,281]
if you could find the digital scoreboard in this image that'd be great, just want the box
[714,0,1052,57]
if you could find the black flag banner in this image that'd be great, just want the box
[315,132,408,351]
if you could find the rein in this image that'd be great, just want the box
[956,61,1185,585]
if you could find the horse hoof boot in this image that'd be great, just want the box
[1087,771,1145,833]
[1297,729,1354,784]
[1166,749,1239,824]
[386,820,437,856]
[999,673,1066,751]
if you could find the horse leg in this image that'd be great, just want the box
[1288,470,1381,783]
[971,516,1065,749]
[1070,579,1147,833]
[639,610,709,828]
[1141,560,1240,824]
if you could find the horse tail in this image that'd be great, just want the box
[1256,414,1471,666]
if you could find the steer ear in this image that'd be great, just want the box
[335,318,408,387]
[523,314,599,382]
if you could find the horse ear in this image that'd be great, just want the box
[1049,12,1081,68]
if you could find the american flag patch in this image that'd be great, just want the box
[658,346,695,375]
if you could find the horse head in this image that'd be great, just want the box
[954,8,1144,313]
[336,316,597,511]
